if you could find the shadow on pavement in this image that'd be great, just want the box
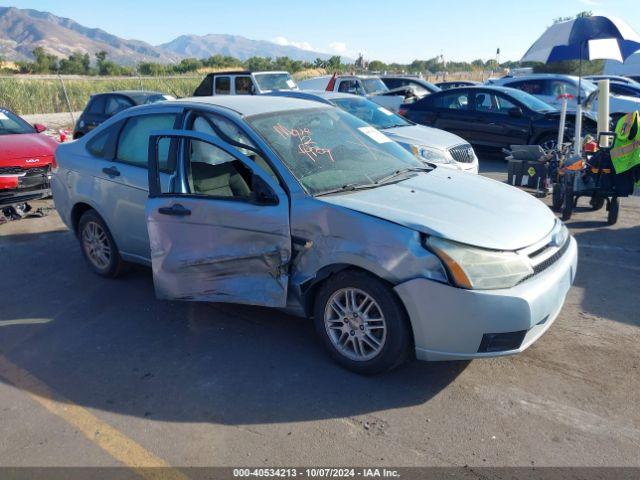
[0,230,468,425]
[572,224,640,328]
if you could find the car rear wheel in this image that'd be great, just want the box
[78,210,128,277]
[313,271,411,375]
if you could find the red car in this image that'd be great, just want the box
[0,108,58,209]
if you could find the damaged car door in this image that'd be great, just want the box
[145,130,291,307]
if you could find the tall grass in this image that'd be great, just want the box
[0,76,201,115]
[0,69,327,115]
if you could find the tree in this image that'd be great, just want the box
[59,52,91,75]
[368,60,386,72]
[326,56,343,72]
[32,47,58,73]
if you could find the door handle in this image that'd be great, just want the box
[158,204,191,216]
[102,166,120,177]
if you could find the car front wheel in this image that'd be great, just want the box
[313,271,411,375]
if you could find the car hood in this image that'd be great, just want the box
[318,168,557,251]
[0,133,57,165]
[383,125,467,150]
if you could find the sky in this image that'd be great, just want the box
[5,0,640,63]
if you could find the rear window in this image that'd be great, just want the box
[86,96,106,114]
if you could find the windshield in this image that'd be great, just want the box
[331,97,410,129]
[0,109,35,135]
[254,73,297,91]
[362,78,389,94]
[247,107,424,195]
[505,88,557,112]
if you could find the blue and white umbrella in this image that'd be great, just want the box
[521,15,640,152]
[522,15,640,64]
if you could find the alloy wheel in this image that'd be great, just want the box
[82,221,112,270]
[324,287,387,362]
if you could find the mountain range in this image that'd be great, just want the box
[0,6,334,65]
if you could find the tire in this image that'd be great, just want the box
[552,182,564,212]
[590,196,605,211]
[313,270,411,375]
[607,197,619,225]
[562,181,574,221]
[77,210,128,278]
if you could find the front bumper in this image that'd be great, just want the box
[0,169,52,207]
[395,236,578,361]
[436,160,479,174]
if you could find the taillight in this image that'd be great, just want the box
[398,107,408,117]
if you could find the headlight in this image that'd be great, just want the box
[410,145,454,164]
[425,236,534,290]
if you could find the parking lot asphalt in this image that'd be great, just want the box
[0,157,639,470]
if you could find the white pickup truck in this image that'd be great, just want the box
[298,74,404,112]
[193,70,298,96]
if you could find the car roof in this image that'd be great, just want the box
[201,70,251,76]
[94,90,165,96]
[172,95,332,116]
[431,85,519,95]
[499,74,581,82]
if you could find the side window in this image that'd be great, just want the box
[87,127,113,158]
[190,113,278,181]
[116,114,177,170]
[337,80,357,93]
[105,96,134,116]
[86,120,124,159]
[434,92,469,110]
[215,77,230,95]
[186,140,254,199]
[474,92,495,111]
[235,76,253,95]
[550,80,577,97]
[86,96,106,114]
[495,95,517,113]
[510,80,546,95]
[384,79,401,89]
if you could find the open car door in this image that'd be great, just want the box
[145,129,291,307]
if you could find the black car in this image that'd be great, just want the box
[434,81,480,90]
[73,91,174,139]
[399,86,595,150]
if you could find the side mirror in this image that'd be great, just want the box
[508,107,523,118]
[33,123,46,133]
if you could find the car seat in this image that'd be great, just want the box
[190,161,251,197]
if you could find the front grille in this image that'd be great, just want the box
[531,238,571,276]
[518,236,571,285]
[0,166,25,175]
[0,166,49,176]
[23,166,50,176]
[448,144,475,163]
